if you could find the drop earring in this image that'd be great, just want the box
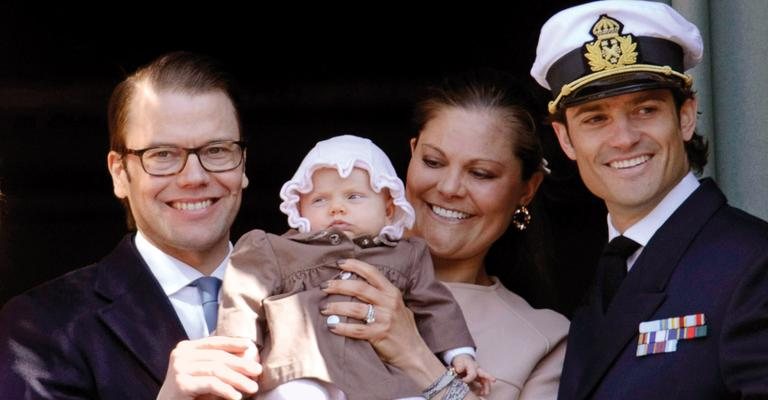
[512,204,531,231]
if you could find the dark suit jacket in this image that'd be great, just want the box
[559,179,768,399]
[0,234,187,399]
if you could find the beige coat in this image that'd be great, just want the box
[218,229,474,399]
[444,279,569,400]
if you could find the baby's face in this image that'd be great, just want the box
[299,168,393,238]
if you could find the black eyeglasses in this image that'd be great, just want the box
[123,140,246,177]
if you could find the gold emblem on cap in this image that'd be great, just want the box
[547,14,694,114]
[584,15,638,72]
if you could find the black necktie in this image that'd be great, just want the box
[600,235,641,312]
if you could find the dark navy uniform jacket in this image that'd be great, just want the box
[559,179,768,399]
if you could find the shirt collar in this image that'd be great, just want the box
[135,231,230,296]
[608,172,700,245]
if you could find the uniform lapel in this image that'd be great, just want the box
[575,179,726,399]
[94,235,188,383]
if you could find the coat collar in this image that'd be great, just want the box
[93,234,188,383]
[283,228,397,248]
[574,179,726,399]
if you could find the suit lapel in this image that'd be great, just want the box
[94,235,188,383]
[575,179,726,399]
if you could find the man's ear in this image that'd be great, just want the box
[409,137,417,155]
[107,151,129,199]
[552,122,577,161]
[240,148,249,189]
[679,97,698,141]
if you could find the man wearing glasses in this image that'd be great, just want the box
[0,52,262,399]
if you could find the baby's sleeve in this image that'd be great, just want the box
[217,229,281,349]
[403,238,475,355]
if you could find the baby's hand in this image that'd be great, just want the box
[451,354,496,397]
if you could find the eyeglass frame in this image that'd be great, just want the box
[122,140,247,177]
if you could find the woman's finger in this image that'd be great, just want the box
[326,320,377,340]
[336,259,398,293]
[321,300,371,322]
[323,278,388,305]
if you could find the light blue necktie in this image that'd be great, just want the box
[191,277,222,332]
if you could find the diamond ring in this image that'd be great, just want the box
[364,303,376,324]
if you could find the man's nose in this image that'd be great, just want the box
[608,116,642,149]
[177,153,210,186]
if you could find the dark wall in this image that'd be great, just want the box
[0,3,605,317]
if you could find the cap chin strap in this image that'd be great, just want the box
[548,64,693,114]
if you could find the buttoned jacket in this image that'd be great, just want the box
[558,179,768,399]
[219,229,474,399]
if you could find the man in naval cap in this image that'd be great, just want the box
[531,1,768,398]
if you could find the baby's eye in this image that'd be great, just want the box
[348,193,364,200]
[311,197,326,205]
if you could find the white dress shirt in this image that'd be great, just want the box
[607,172,700,271]
[135,231,229,339]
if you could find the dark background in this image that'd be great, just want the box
[0,2,606,317]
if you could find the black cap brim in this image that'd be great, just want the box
[559,71,687,109]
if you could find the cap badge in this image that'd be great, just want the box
[584,15,638,72]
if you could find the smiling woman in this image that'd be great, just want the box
[322,70,570,400]
[407,103,538,280]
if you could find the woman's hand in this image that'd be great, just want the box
[320,259,477,400]
[321,259,422,366]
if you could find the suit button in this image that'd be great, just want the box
[329,233,341,244]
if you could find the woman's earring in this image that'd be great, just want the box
[512,204,531,231]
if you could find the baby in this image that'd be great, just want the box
[218,135,489,399]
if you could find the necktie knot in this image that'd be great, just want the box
[191,277,222,332]
[605,235,641,258]
[600,236,640,312]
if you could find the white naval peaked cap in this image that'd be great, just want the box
[530,0,703,113]
[279,134,415,240]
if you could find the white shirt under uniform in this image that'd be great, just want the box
[607,172,700,271]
